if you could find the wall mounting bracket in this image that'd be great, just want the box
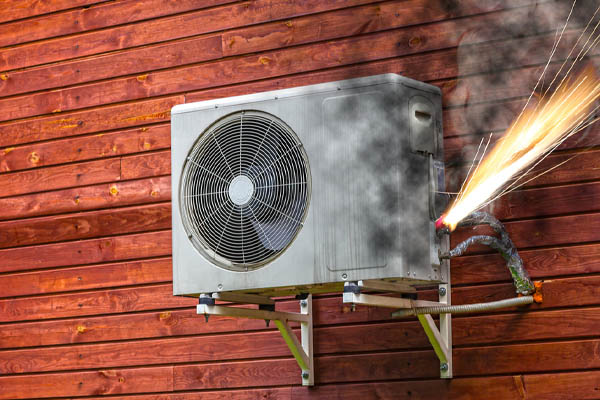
[342,279,452,378]
[197,293,314,386]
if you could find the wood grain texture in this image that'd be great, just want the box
[0,0,235,48]
[0,124,170,173]
[121,151,171,180]
[0,366,173,400]
[0,203,171,249]
[0,258,172,298]
[0,0,379,72]
[0,284,195,323]
[0,158,121,198]
[0,176,170,221]
[0,95,181,148]
[0,0,110,24]
[0,150,173,199]
[0,230,171,274]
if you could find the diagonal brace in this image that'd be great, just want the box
[417,313,449,364]
[197,295,314,386]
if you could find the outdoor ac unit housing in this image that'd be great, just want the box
[172,74,447,297]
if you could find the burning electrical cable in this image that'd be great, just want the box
[437,64,600,232]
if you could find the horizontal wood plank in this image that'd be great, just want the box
[0,0,110,24]
[452,243,600,285]
[0,150,172,198]
[0,124,170,173]
[491,181,600,220]
[0,0,234,48]
[0,230,171,274]
[0,176,170,221]
[0,258,172,299]
[0,284,195,323]
[0,366,173,399]
[121,151,171,180]
[0,95,181,148]
[0,203,171,249]
[0,158,121,198]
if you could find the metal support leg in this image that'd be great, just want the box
[300,295,314,385]
[438,260,452,378]
[197,293,314,386]
[343,276,453,379]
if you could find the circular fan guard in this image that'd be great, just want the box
[180,110,311,271]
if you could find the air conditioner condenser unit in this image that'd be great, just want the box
[171,74,447,297]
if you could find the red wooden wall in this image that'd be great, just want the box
[0,0,599,398]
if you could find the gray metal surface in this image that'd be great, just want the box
[171,73,445,296]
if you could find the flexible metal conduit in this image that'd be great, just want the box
[392,295,534,318]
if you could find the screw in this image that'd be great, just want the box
[217,284,223,291]
[341,273,348,280]
[301,371,309,380]
[300,299,307,307]
[438,287,447,296]
[440,363,448,372]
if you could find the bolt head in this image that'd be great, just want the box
[300,299,308,307]
[438,287,447,296]
[440,362,449,372]
[301,371,309,379]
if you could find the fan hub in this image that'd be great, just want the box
[228,175,254,206]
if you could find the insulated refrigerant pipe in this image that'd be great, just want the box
[391,295,534,318]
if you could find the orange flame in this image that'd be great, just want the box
[442,65,600,231]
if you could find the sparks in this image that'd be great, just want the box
[441,65,600,231]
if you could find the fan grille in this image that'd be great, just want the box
[180,110,311,271]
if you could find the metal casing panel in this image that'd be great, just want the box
[171,74,445,296]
